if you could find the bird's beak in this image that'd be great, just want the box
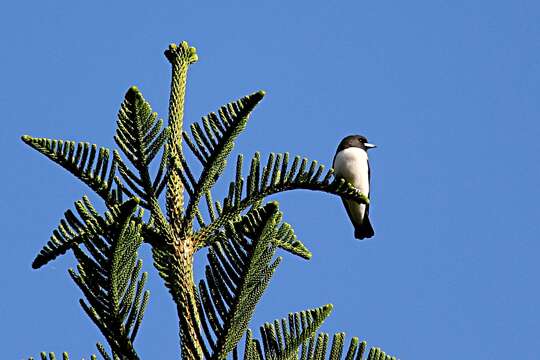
[364,143,377,149]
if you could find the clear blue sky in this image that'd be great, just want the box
[2,1,539,359]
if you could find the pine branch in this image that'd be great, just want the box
[194,152,369,250]
[21,136,123,205]
[191,202,283,359]
[260,305,332,360]
[114,86,171,238]
[241,306,397,360]
[21,135,163,251]
[31,195,101,269]
[200,201,312,261]
[68,198,149,360]
[114,86,169,208]
[233,204,311,260]
[300,334,396,360]
[236,305,331,360]
[31,195,154,269]
[272,218,311,260]
[180,91,265,235]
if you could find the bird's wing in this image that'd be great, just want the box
[366,159,371,214]
[367,160,371,193]
[341,197,356,226]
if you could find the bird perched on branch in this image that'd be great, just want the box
[333,134,376,240]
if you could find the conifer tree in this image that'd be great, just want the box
[23,41,397,360]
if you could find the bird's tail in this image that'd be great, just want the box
[354,216,375,240]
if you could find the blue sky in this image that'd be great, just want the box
[2,1,539,359]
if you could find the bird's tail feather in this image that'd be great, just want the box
[354,216,375,240]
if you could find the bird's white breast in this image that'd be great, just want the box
[333,147,370,196]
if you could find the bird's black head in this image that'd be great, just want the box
[337,134,377,152]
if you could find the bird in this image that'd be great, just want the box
[333,134,376,240]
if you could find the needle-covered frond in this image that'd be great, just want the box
[198,195,311,260]
[191,202,283,359]
[242,306,397,360]
[179,91,265,231]
[271,219,311,260]
[21,136,123,205]
[239,305,332,360]
[32,196,148,269]
[68,198,149,360]
[32,195,103,269]
[114,87,170,209]
[194,152,368,249]
[237,203,312,260]
[293,334,396,360]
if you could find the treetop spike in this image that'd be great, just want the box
[164,41,198,65]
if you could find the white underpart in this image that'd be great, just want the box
[333,147,369,225]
